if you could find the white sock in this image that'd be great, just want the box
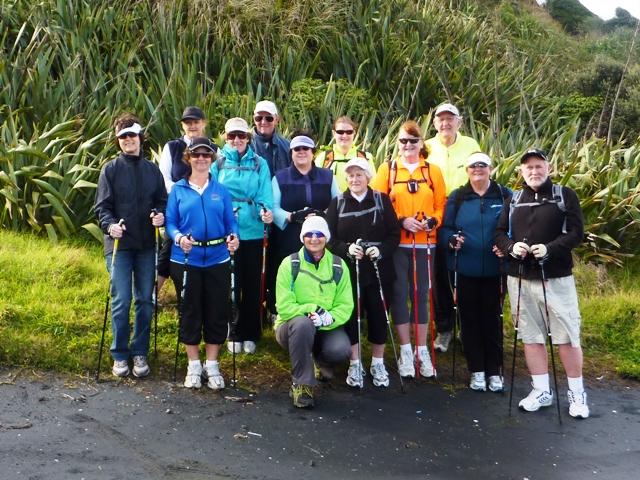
[400,344,413,356]
[350,359,360,367]
[567,376,584,392]
[188,359,202,371]
[205,360,219,369]
[532,374,550,392]
[371,357,384,366]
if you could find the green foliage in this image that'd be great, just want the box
[545,0,599,34]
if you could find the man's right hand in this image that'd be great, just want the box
[510,241,530,259]
[109,222,126,238]
[290,207,315,224]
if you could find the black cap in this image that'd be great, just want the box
[189,137,217,152]
[520,148,548,163]
[181,106,205,122]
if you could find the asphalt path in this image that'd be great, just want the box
[0,368,638,479]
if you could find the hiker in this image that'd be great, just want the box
[250,100,291,178]
[495,148,589,418]
[325,158,400,388]
[372,121,446,378]
[314,116,377,191]
[275,216,353,408]
[425,103,481,354]
[94,113,167,378]
[439,152,511,392]
[210,118,273,356]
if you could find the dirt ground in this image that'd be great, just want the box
[0,366,638,480]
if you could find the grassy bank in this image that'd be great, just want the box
[0,230,638,385]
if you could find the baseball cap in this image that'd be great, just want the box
[254,101,278,116]
[225,117,251,133]
[435,103,460,117]
[181,106,205,122]
[344,158,372,178]
[290,136,315,150]
[189,137,217,152]
[466,152,492,167]
[520,148,549,163]
[116,123,143,138]
[300,216,331,242]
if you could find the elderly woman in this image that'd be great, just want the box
[439,152,511,392]
[94,113,167,378]
[325,158,400,388]
[275,216,353,408]
[314,116,377,192]
[372,121,446,379]
[166,137,239,389]
[210,118,274,355]
[268,131,340,322]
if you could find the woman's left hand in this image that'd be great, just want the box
[492,245,505,258]
[261,208,274,225]
[227,234,240,253]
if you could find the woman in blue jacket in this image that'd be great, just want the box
[210,118,274,355]
[438,152,511,393]
[166,137,239,390]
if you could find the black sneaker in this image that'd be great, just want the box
[290,384,314,408]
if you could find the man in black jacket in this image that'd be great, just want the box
[495,148,589,419]
[94,113,167,378]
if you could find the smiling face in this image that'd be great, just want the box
[292,145,314,170]
[181,119,207,140]
[117,133,141,156]
[434,112,462,144]
[188,147,214,174]
[397,127,424,163]
[226,131,249,156]
[333,121,356,151]
[519,157,551,190]
[303,232,327,256]
[254,111,279,137]
[346,167,369,196]
[467,162,492,187]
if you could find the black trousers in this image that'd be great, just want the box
[345,282,393,346]
[433,243,454,333]
[453,273,503,376]
[229,239,264,343]
[158,233,172,279]
[266,249,287,316]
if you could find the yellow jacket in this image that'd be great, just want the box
[424,133,480,196]
[314,144,376,192]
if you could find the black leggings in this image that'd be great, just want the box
[345,282,394,346]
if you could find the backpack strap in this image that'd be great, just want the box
[508,185,567,238]
[290,252,343,292]
[323,150,334,169]
[336,190,384,225]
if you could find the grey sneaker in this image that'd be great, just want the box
[370,363,390,387]
[184,363,202,389]
[346,363,364,388]
[568,389,589,418]
[398,351,416,378]
[202,363,225,390]
[488,375,504,392]
[434,331,453,353]
[112,360,129,377]
[418,350,435,378]
[227,341,242,354]
[243,341,256,354]
[132,356,150,378]
[470,372,486,391]
[519,384,553,411]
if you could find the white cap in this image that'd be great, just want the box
[435,103,460,117]
[116,123,143,137]
[254,101,278,115]
[344,157,372,179]
[466,152,492,167]
[225,117,251,133]
[290,136,315,150]
[300,216,331,242]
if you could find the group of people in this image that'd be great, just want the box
[94,101,589,419]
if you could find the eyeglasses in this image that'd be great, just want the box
[189,152,213,159]
[468,163,489,169]
[399,137,420,145]
[335,129,354,136]
[293,146,311,152]
[254,115,275,123]
[303,231,325,239]
[227,132,248,140]
[118,133,138,139]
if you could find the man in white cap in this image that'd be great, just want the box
[250,100,291,178]
[274,216,353,408]
[426,103,481,354]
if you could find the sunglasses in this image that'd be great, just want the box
[254,115,275,123]
[118,132,139,139]
[189,152,213,159]
[303,231,326,239]
[399,137,420,144]
[227,132,248,140]
[293,146,311,152]
[468,163,489,169]
[335,129,354,135]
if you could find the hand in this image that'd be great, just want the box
[448,234,464,249]
[510,241,530,259]
[402,216,422,234]
[179,234,194,254]
[308,312,323,327]
[150,211,164,227]
[348,242,364,259]
[315,307,334,327]
[365,246,380,261]
[260,208,273,225]
[109,222,126,238]
[226,234,239,253]
[492,245,505,258]
[290,207,315,224]
[422,216,438,231]
[530,244,548,261]
[311,209,326,218]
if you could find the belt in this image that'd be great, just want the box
[191,237,226,247]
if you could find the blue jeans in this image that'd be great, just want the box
[105,248,155,361]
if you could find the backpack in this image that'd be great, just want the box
[335,190,384,225]
[507,184,567,238]
[322,149,367,169]
[217,154,260,174]
[289,252,344,292]
[387,159,433,201]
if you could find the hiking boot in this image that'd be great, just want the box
[488,375,504,392]
[398,351,416,378]
[370,363,390,387]
[243,341,256,354]
[290,384,314,408]
[112,360,130,377]
[434,331,453,353]
[568,389,589,418]
[470,372,486,391]
[184,363,202,389]
[227,341,243,354]
[202,363,225,391]
[314,362,333,381]
[132,356,150,378]
[519,384,553,411]
[346,363,364,388]
[418,351,435,378]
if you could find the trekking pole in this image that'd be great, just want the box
[540,261,562,424]
[355,239,364,390]
[499,261,505,394]
[174,230,193,382]
[425,213,437,379]
[373,260,404,393]
[96,218,125,382]
[259,203,268,330]
[451,230,462,386]
[508,256,524,417]
[228,232,239,389]
[151,208,160,360]
[411,213,420,379]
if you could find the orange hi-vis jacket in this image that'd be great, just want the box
[372,156,446,246]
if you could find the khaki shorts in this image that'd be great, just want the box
[507,275,581,347]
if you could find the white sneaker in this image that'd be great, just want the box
[112,360,129,377]
[243,341,256,354]
[398,351,416,378]
[132,356,150,378]
[470,372,486,391]
[519,384,553,411]
[227,341,243,354]
[184,364,202,389]
[346,363,364,387]
[434,331,453,353]
[488,375,504,392]
[568,389,589,418]
[203,363,225,390]
[370,363,390,387]
[418,351,435,378]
